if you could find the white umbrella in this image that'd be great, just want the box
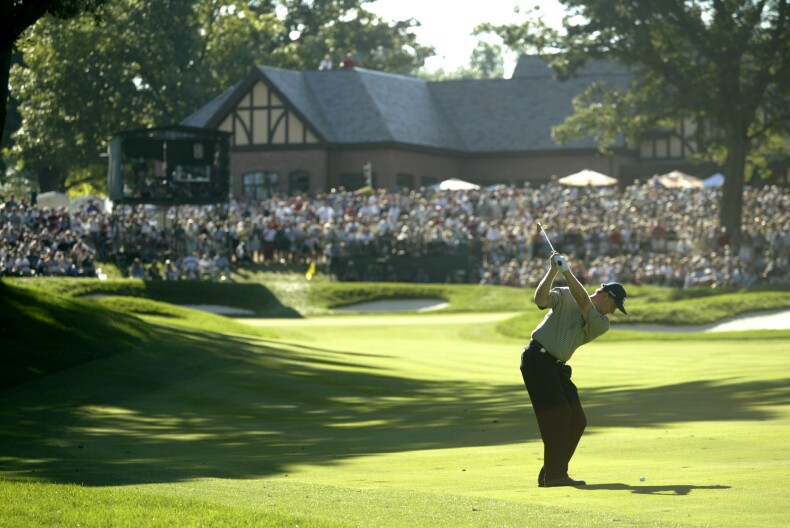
[704,173,724,188]
[657,170,704,189]
[558,169,618,187]
[36,191,70,209]
[437,178,480,191]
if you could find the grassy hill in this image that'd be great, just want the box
[7,276,300,317]
[0,280,280,390]
[0,280,152,389]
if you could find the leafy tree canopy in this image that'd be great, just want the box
[1,0,106,181]
[418,40,506,81]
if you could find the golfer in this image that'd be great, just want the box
[520,251,627,487]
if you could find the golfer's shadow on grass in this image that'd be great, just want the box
[583,483,731,495]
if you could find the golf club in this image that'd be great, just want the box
[537,222,555,253]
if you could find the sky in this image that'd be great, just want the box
[365,0,566,75]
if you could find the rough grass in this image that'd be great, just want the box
[0,281,279,390]
[7,277,299,318]
[0,280,151,390]
[90,295,279,339]
[0,479,348,528]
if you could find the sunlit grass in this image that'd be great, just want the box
[1,276,789,527]
[0,479,347,528]
[90,295,279,339]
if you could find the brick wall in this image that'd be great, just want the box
[229,146,635,196]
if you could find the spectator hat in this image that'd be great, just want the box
[601,282,628,314]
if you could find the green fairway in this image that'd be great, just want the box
[2,281,789,527]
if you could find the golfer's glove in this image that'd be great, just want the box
[553,255,570,273]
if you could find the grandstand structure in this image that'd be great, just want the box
[181,55,727,199]
[108,126,231,206]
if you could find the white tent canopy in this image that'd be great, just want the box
[435,178,480,191]
[657,170,704,189]
[557,169,618,187]
[35,191,69,209]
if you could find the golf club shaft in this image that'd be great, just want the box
[537,222,555,253]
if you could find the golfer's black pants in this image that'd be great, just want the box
[520,342,587,483]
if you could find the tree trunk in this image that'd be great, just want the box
[0,46,11,148]
[37,166,66,193]
[721,134,747,241]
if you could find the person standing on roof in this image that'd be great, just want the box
[340,52,355,69]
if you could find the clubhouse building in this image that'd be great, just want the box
[181,55,728,199]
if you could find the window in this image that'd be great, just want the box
[243,171,280,200]
[289,170,310,196]
[340,173,366,191]
[396,173,414,191]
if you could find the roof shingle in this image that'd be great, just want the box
[181,56,632,152]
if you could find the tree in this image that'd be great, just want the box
[11,0,287,191]
[416,39,506,81]
[1,0,105,148]
[484,0,790,238]
[11,0,432,193]
[468,41,505,79]
[275,0,433,73]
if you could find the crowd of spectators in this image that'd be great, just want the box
[0,195,100,278]
[1,179,788,289]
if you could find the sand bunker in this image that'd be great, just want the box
[333,298,449,313]
[191,301,788,332]
[181,304,255,316]
[614,309,790,333]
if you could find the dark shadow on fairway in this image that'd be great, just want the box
[254,338,393,359]
[1,324,787,488]
[0,326,533,487]
[583,483,731,495]
[582,378,790,426]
